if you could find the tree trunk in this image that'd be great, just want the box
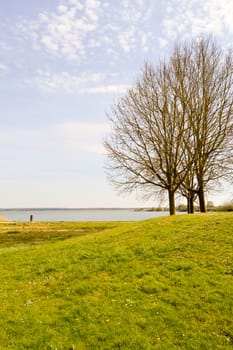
[198,185,206,213]
[190,195,194,213]
[187,197,194,214]
[187,197,191,214]
[168,190,176,215]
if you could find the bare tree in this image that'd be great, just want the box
[104,62,192,215]
[173,38,233,212]
[104,37,233,215]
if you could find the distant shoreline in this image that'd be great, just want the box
[0,207,137,211]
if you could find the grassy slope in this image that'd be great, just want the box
[0,213,232,349]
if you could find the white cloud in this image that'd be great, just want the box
[85,0,100,22]
[31,70,129,94]
[158,37,168,48]
[0,41,10,51]
[57,121,110,134]
[17,0,155,62]
[17,1,99,61]
[68,0,83,9]
[141,32,153,52]
[160,0,233,47]
[118,28,136,53]
[0,63,8,72]
[80,85,129,94]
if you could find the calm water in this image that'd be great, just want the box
[0,209,170,222]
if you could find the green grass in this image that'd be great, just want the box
[0,213,232,349]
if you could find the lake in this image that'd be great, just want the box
[0,208,170,222]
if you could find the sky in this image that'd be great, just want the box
[0,0,233,208]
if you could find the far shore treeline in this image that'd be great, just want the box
[135,201,233,213]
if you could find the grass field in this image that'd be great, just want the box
[0,213,232,349]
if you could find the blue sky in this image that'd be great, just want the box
[0,0,233,208]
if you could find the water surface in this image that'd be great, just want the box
[0,208,170,222]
